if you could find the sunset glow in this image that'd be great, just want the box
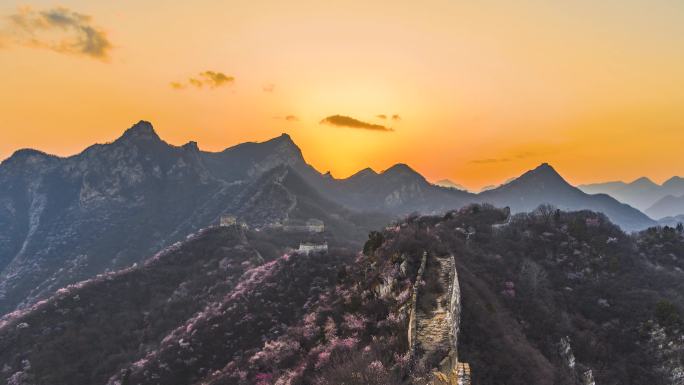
[1,0,683,190]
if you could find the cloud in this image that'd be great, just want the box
[320,115,393,132]
[171,70,235,90]
[199,71,234,88]
[376,114,401,120]
[188,78,204,88]
[262,84,275,93]
[273,115,299,122]
[3,6,112,59]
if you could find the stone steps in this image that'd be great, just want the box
[415,255,456,357]
[409,253,471,385]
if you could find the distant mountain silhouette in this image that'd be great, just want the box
[478,163,656,230]
[657,214,684,227]
[433,178,468,191]
[580,176,684,212]
[647,194,684,220]
[0,121,658,316]
[297,163,476,215]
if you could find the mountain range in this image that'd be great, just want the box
[579,177,684,218]
[0,121,386,316]
[0,121,657,317]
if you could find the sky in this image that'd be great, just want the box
[0,0,683,191]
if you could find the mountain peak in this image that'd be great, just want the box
[382,163,426,183]
[260,133,302,154]
[352,167,378,177]
[509,163,568,187]
[119,120,161,142]
[343,167,378,183]
[182,141,200,152]
[2,148,58,167]
[534,162,555,172]
[663,176,684,188]
[630,176,657,187]
[525,163,563,179]
[268,133,296,145]
[384,163,414,174]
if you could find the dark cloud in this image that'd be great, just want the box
[262,84,275,93]
[171,71,235,90]
[188,78,203,88]
[320,115,393,132]
[199,71,234,88]
[392,114,401,121]
[376,114,387,119]
[4,7,112,59]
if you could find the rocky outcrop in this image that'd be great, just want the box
[645,322,684,385]
[559,336,597,385]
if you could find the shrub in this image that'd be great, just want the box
[655,300,680,327]
[363,231,384,256]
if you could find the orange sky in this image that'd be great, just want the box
[1,0,683,190]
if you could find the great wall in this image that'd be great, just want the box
[408,252,471,385]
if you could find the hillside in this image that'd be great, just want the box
[1,205,682,385]
[647,194,684,220]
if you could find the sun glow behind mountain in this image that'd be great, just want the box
[1,0,683,190]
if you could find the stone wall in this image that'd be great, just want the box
[407,252,427,354]
[408,252,470,385]
[440,254,462,372]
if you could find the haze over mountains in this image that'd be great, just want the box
[647,196,684,221]
[580,177,684,218]
[433,179,469,191]
[0,120,664,317]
